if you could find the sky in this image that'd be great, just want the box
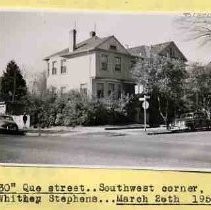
[0,10,210,78]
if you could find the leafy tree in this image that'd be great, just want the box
[0,60,27,102]
[132,56,187,128]
[186,62,211,118]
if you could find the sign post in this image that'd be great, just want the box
[139,95,150,132]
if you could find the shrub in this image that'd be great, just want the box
[26,90,134,127]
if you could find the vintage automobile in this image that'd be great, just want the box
[171,111,211,131]
[0,115,19,132]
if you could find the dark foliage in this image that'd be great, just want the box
[0,60,27,102]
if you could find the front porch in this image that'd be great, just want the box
[91,78,135,99]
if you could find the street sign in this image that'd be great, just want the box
[139,97,145,102]
[144,95,150,99]
[142,101,149,110]
[139,95,150,101]
[135,84,143,94]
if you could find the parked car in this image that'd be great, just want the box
[171,111,211,131]
[0,115,19,132]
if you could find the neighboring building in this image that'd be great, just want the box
[44,30,135,98]
[128,41,187,61]
[128,41,187,94]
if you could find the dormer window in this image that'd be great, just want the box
[110,45,117,50]
[169,47,174,58]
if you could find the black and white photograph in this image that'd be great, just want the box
[1,11,211,170]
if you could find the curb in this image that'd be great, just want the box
[105,125,149,130]
[147,131,173,135]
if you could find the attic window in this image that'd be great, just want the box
[110,45,117,50]
[169,47,174,57]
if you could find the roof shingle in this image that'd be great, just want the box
[128,41,173,58]
[44,35,111,60]
[128,41,187,61]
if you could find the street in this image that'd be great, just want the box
[1,129,211,170]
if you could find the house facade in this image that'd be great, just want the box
[45,29,187,100]
[44,30,135,98]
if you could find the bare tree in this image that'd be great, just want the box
[174,15,211,46]
[31,71,47,97]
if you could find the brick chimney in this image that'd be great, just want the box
[69,29,77,52]
[90,31,96,37]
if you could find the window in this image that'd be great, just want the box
[51,86,57,94]
[115,57,121,71]
[110,45,117,50]
[80,83,87,95]
[108,83,115,97]
[60,86,66,95]
[101,54,108,71]
[194,112,205,119]
[169,47,174,58]
[131,60,136,68]
[96,83,104,98]
[61,59,67,74]
[52,61,57,75]
[117,84,122,99]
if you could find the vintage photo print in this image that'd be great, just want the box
[0,10,211,171]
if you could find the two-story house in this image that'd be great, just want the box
[44,30,135,98]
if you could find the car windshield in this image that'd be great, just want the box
[180,113,193,118]
[0,116,14,121]
[194,113,205,118]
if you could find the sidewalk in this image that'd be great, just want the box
[25,124,170,137]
